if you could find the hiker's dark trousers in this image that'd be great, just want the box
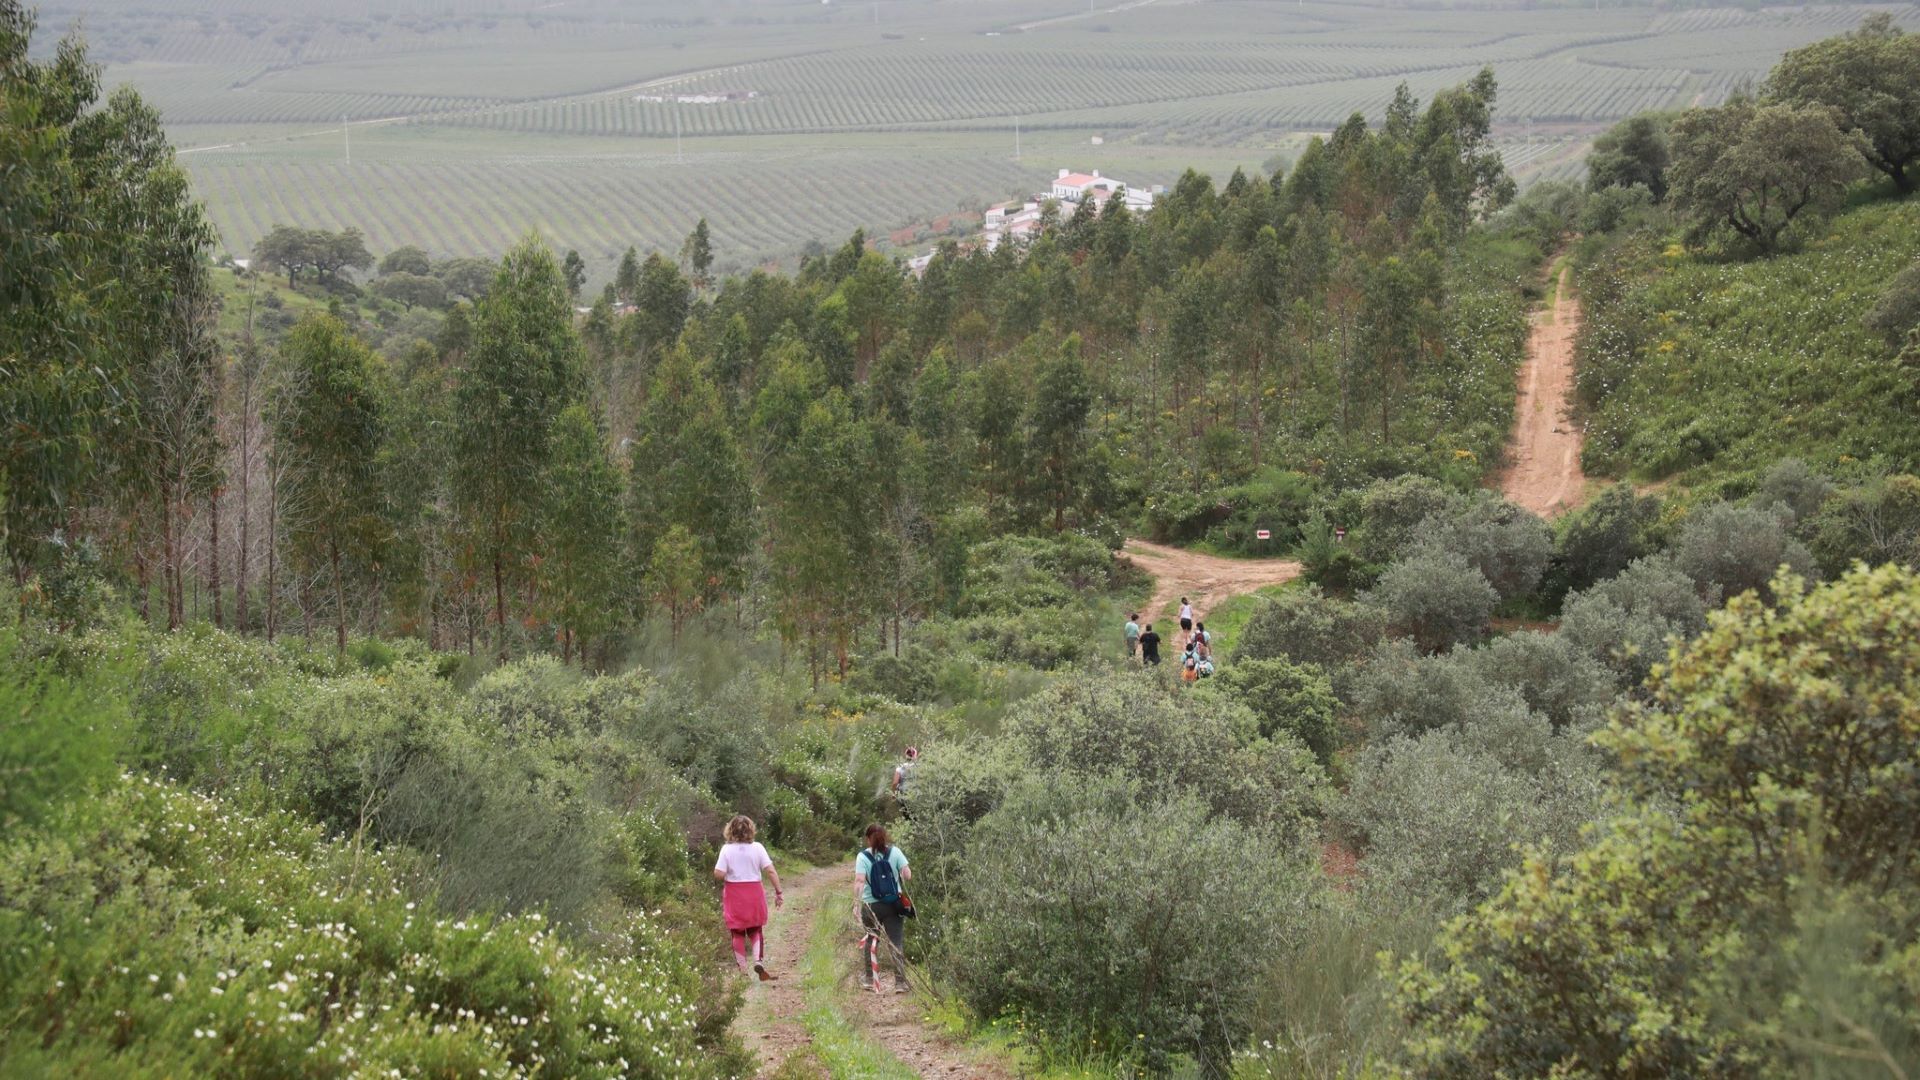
[859,900,907,983]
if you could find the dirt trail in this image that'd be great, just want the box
[1499,263,1587,518]
[1121,538,1304,622]
[735,864,1019,1078]
[734,866,836,1075]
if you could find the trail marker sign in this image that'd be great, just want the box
[1256,528,1271,541]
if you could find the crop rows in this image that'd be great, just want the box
[438,29,1674,141]
[182,150,1039,276]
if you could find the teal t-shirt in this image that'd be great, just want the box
[855,845,909,905]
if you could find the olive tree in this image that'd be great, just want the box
[1668,98,1868,254]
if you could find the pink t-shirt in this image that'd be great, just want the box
[715,841,773,883]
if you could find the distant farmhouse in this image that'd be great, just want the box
[1048,168,1155,213]
[907,168,1160,275]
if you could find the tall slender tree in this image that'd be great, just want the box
[269,314,386,652]
[539,404,626,663]
[452,235,583,658]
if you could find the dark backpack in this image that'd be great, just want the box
[865,845,900,905]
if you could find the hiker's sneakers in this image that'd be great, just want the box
[753,962,774,982]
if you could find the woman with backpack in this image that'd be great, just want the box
[854,823,912,993]
[713,815,783,981]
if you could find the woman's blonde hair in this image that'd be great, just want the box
[725,815,756,843]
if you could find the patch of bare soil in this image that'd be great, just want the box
[735,866,839,1077]
[736,866,1024,1078]
[840,959,1024,1080]
[1120,538,1304,623]
[1500,263,1588,518]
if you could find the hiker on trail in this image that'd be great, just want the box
[1178,598,1194,636]
[1194,630,1212,663]
[1196,621,1212,649]
[855,823,912,993]
[1124,613,1142,661]
[1138,623,1162,666]
[1181,640,1200,683]
[891,746,919,811]
[714,815,783,981]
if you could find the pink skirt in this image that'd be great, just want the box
[722,880,768,931]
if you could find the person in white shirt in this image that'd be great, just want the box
[1178,598,1194,637]
[713,815,783,980]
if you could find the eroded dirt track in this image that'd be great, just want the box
[1500,263,1588,518]
[1121,538,1304,622]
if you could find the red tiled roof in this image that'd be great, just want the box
[1056,173,1098,186]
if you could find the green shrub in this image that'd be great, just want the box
[1748,456,1835,526]
[1805,472,1920,575]
[1339,710,1603,912]
[847,644,941,703]
[956,610,1092,670]
[1460,630,1620,727]
[1364,551,1497,654]
[1559,554,1709,684]
[0,640,124,829]
[958,533,1119,617]
[1393,565,1920,1075]
[1546,483,1665,597]
[1209,468,1322,553]
[1864,256,1920,346]
[1354,475,1467,567]
[1347,639,1527,740]
[624,670,777,806]
[1578,182,1657,234]
[1671,500,1818,601]
[950,783,1315,1077]
[1233,585,1385,669]
[1204,657,1341,765]
[999,673,1329,835]
[1411,494,1551,603]
[0,775,742,1078]
[1298,510,1374,592]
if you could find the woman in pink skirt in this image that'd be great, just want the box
[712,815,783,980]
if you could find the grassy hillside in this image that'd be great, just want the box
[1574,194,1920,492]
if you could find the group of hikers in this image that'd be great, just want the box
[1122,597,1214,680]
[712,757,919,994]
[711,605,1226,990]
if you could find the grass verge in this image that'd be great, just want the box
[794,896,919,1080]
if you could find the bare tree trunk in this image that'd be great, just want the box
[492,553,507,661]
[133,539,151,625]
[265,468,279,643]
[163,492,182,631]
[236,446,251,633]
[330,539,347,653]
[209,485,223,629]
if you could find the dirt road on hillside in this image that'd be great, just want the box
[1121,539,1304,623]
[1499,263,1587,518]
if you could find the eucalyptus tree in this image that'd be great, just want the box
[452,235,584,658]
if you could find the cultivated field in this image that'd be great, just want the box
[60,0,1916,277]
